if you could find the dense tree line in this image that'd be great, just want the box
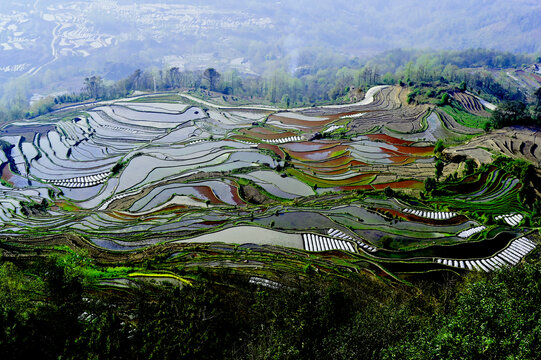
[0,48,537,124]
[0,250,539,359]
[368,48,533,75]
[490,87,541,128]
[368,49,528,102]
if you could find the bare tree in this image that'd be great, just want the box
[166,67,181,89]
[83,76,103,99]
[203,68,221,91]
[127,69,142,91]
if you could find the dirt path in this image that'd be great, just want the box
[27,22,61,76]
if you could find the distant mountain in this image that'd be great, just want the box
[0,0,539,97]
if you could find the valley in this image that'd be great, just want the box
[1,85,538,285]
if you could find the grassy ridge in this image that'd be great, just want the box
[441,105,488,129]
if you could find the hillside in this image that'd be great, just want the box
[0,65,540,358]
[0,82,540,358]
[1,84,539,276]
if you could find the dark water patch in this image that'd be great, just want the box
[59,184,104,201]
[357,229,387,243]
[1,124,56,138]
[239,243,265,250]
[208,245,236,252]
[372,231,519,260]
[91,238,143,251]
[254,211,335,231]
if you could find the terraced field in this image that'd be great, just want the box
[0,86,538,281]
[444,127,541,166]
[450,91,491,117]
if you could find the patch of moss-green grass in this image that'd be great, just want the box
[441,105,488,129]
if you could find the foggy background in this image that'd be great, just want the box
[0,0,540,110]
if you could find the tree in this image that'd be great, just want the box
[383,186,394,198]
[532,199,541,222]
[440,93,450,105]
[434,140,445,154]
[435,159,444,180]
[127,69,142,91]
[166,67,181,89]
[424,177,437,192]
[203,68,221,92]
[534,87,541,107]
[281,94,290,108]
[491,100,528,128]
[464,159,477,176]
[385,262,541,360]
[110,161,126,176]
[83,76,104,99]
[533,87,541,123]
